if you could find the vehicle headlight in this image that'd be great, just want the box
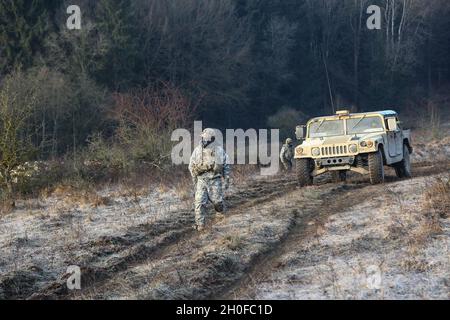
[360,141,374,148]
[312,148,320,156]
[349,144,358,153]
[296,147,303,155]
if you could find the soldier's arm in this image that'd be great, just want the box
[280,146,286,160]
[189,147,200,177]
[223,152,231,179]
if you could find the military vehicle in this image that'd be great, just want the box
[294,110,412,185]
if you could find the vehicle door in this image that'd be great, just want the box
[385,117,397,158]
[395,118,404,156]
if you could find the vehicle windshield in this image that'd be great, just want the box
[308,115,385,137]
[347,116,384,134]
[309,119,345,138]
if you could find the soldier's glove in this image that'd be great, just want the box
[196,163,213,175]
[224,177,230,190]
[213,163,224,175]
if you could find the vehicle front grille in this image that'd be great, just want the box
[321,145,347,156]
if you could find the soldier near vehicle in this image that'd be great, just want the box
[294,110,412,186]
[189,128,231,231]
[280,138,294,171]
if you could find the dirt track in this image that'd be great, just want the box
[3,160,443,300]
[225,162,449,299]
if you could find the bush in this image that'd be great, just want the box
[0,70,39,199]
[424,176,450,219]
[0,73,195,201]
[6,161,65,195]
[80,83,194,182]
[112,83,193,167]
[78,134,131,182]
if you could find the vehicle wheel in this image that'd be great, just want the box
[296,158,313,187]
[332,170,347,183]
[394,144,412,178]
[368,149,385,184]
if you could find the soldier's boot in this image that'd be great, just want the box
[215,212,225,220]
[194,203,207,231]
[214,202,225,219]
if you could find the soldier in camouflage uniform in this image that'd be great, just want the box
[280,138,294,171]
[189,128,231,231]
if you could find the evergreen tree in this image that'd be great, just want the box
[0,0,59,74]
[95,0,141,90]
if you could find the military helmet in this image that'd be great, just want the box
[201,128,216,143]
[286,138,293,145]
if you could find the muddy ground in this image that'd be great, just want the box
[0,135,449,300]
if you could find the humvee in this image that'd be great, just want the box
[294,110,412,185]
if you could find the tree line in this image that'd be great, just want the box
[0,0,449,195]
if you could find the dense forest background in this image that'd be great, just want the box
[0,0,449,196]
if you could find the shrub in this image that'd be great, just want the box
[79,134,131,182]
[80,82,194,182]
[0,70,39,200]
[424,176,450,219]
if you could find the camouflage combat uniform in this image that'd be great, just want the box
[280,139,294,171]
[189,130,231,230]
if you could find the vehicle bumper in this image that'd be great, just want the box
[312,156,369,177]
[315,156,355,167]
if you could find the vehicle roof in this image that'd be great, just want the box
[309,110,397,122]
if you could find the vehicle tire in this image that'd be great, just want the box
[296,158,313,187]
[394,144,412,178]
[332,170,347,183]
[368,149,385,184]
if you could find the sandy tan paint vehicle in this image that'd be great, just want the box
[294,110,413,185]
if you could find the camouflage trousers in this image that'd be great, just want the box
[194,176,225,227]
[281,158,293,171]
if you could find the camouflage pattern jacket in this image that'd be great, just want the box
[189,144,231,180]
[280,144,294,162]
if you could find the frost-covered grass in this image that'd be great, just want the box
[0,180,190,299]
[252,174,450,300]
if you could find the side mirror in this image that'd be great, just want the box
[295,125,306,140]
[386,118,398,131]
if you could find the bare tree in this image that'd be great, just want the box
[136,0,254,119]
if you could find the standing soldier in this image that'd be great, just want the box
[189,128,231,231]
[280,138,294,171]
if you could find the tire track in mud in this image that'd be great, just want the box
[218,184,381,299]
[27,176,297,299]
[70,183,326,299]
[77,180,370,300]
[218,161,450,299]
